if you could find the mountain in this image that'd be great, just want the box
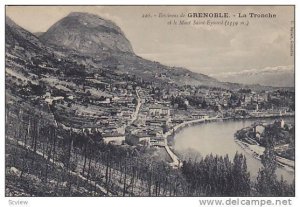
[6,12,277,90]
[6,17,51,59]
[6,17,89,82]
[212,66,294,88]
[40,12,134,54]
[39,12,226,87]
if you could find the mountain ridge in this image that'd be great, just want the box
[212,65,294,87]
[40,12,134,54]
[6,16,51,58]
[38,12,228,88]
[6,13,285,90]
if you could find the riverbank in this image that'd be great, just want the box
[165,114,294,171]
[235,138,295,173]
[162,117,220,168]
[164,117,220,141]
[165,113,294,141]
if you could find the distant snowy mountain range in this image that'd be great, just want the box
[211,65,294,87]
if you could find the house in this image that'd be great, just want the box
[101,97,111,104]
[274,119,285,128]
[127,103,136,108]
[255,124,265,133]
[147,127,164,136]
[168,88,179,96]
[45,96,64,105]
[110,109,123,117]
[191,113,209,120]
[150,136,166,146]
[184,99,189,106]
[146,119,169,127]
[103,134,125,145]
[148,104,170,117]
[67,95,74,100]
[125,132,150,146]
[122,111,132,119]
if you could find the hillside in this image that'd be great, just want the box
[39,12,224,87]
[6,17,52,60]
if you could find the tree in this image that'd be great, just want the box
[232,152,251,196]
[181,153,251,196]
[132,98,138,105]
[255,147,277,196]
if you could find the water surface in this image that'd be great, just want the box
[174,118,294,183]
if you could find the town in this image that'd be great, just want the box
[5,53,295,168]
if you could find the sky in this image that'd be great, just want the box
[6,6,294,77]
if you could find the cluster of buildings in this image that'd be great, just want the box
[8,62,294,148]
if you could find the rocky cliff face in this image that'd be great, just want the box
[40,12,134,54]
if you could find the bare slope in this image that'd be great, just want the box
[40,12,134,54]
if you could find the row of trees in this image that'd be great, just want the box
[182,153,251,196]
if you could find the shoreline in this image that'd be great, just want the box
[164,114,294,171]
[235,138,295,173]
[165,113,294,142]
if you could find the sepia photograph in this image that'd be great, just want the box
[4,5,295,199]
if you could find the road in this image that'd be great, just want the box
[129,89,142,125]
[162,117,220,168]
[165,145,181,168]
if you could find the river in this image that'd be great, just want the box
[174,117,294,183]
